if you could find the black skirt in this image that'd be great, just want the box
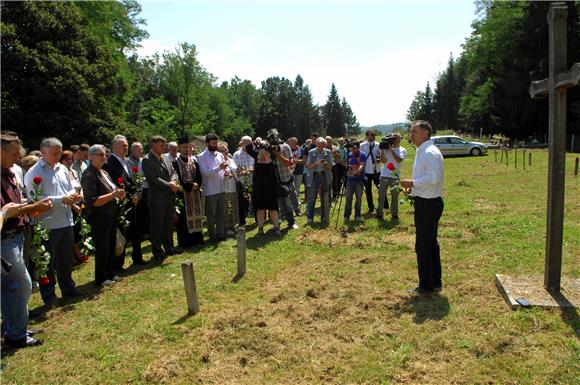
[252,162,278,211]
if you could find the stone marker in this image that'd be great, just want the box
[496,2,580,309]
[236,227,247,277]
[181,261,200,315]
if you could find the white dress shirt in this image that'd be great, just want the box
[380,146,407,177]
[412,140,444,199]
[24,159,75,230]
[360,140,381,174]
[197,148,225,196]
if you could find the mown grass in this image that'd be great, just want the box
[1,147,579,385]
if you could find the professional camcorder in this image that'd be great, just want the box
[262,128,284,153]
[379,133,397,150]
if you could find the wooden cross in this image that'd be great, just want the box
[529,2,580,292]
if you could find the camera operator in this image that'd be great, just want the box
[360,129,381,213]
[377,133,407,220]
[343,141,366,222]
[269,131,298,230]
[332,137,348,200]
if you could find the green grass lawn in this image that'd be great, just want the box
[2,148,579,385]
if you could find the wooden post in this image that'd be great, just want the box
[505,148,509,166]
[575,157,579,177]
[523,148,526,170]
[515,147,518,168]
[181,261,200,315]
[529,152,532,166]
[500,147,504,163]
[236,227,247,277]
[494,147,498,162]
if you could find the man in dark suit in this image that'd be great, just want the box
[104,135,147,272]
[141,135,183,259]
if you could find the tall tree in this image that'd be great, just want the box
[433,54,461,131]
[323,83,344,137]
[341,98,360,138]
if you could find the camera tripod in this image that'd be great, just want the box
[330,172,368,229]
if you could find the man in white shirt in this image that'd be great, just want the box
[161,141,179,177]
[377,133,407,220]
[359,129,381,213]
[233,136,254,226]
[401,121,444,295]
[197,133,227,241]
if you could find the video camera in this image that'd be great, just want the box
[379,133,397,150]
[261,128,284,153]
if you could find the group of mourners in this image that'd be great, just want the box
[2,121,448,350]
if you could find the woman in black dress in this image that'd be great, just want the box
[246,140,280,235]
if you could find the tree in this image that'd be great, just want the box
[406,82,433,124]
[341,98,360,138]
[157,42,214,138]
[1,1,142,146]
[323,83,344,137]
[432,54,461,131]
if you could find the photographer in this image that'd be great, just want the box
[377,133,407,220]
[343,141,367,222]
[360,129,381,213]
[267,130,298,230]
[306,137,333,224]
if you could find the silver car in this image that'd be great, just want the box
[431,135,488,156]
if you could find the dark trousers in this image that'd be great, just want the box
[149,204,175,257]
[414,197,444,291]
[332,164,346,198]
[236,181,250,226]
[41,226,76,301]
[115,203,145,269]
[89,214,116,284]
[364,172,381,211]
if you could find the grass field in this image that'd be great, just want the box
[2,147,579,385]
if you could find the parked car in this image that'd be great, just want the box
[431,135,488,156]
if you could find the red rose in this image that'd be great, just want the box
[117,177,124,185]
[80,255,89,263]
[132,166,139,174]
[39,277,50,286]
[33,176,42,185]
[387,163,395,171]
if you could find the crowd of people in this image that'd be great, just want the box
[1,121,446,349]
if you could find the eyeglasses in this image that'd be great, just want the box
[92,153,106,157]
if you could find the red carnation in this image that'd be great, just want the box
[33,176,42,185]
[132,166,139,174]
[387,162,395,171]
[39,277,50,286]
[117,177,124,185]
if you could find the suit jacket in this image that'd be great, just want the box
[104,154,138,196]
[81,164,118,217]
[142,151,174,207]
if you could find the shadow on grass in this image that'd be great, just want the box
[395,293,450,324]
[559,308,579,338]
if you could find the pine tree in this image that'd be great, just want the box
[323,83,344,137]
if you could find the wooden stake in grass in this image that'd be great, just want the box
[495,148,498,162]
[237,227,247,277]
[529,152,532,167]
[500,147,504,163]
[523,148,526,170]
[574,157,579,177]
[181,261,200,315]
[506,148,509,166]
[515,148,518,168]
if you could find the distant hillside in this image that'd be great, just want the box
[361,122,409,134]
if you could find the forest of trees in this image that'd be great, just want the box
[406,1,580,140]
[1,1,360,149]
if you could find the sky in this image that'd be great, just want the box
[137,0,477,126]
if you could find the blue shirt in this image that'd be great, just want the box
[24,159,75,230]
[346,151,367,183]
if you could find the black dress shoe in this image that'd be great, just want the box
[5,336,43,348]
[133,260,148,266]
[410,286,433,295]
[62,289,83,298]
[43,295,58,307]
[434,286,442,292]
[166,247,184,255]
[27,328,44,336]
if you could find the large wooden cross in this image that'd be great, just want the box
[529,2,580,292]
